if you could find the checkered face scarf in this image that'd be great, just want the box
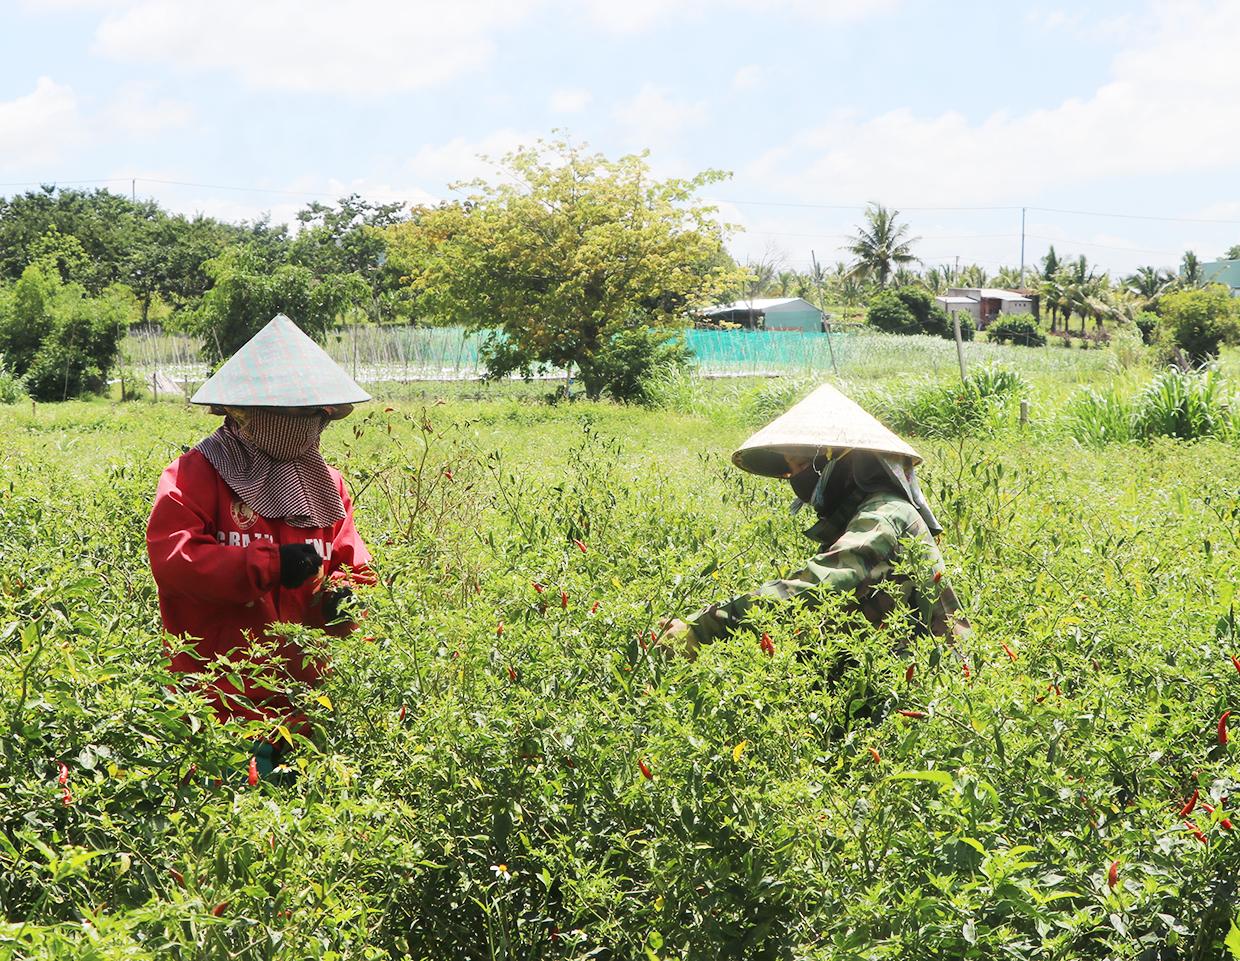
[195,410,346,529]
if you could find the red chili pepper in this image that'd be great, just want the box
[962,661,972,680]
[1184,820,1208,844]
[759,633,775,657]
[868,747,881,764]
[247,756,259,787]
[932,570,943,584]
[497,622,505,638]
[898,709,927,719]
[1231,654,1240,675]
[638,757,653,780]
[169,868,185,888]
[1179,789,1199,817]
[56,761,69,786]
[590,600,600,614]
[905,663,915,682]
[532,582,544,594]
[442,468,454,480]
[1107,860,1119,889]
[1220,710,1232,745]
[1222,818,1234,831]
[573,538,587,554]
[211,901,229,917]
[560,590,568,609]
[267,833,275,851]
[507,665,518,682]
[1201,800,1216,815]
[61,786,72,806]
[1001,642,1018,663]
[398,703,407,722]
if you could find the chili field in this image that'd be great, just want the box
[1,373,1239,960]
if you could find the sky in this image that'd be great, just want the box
[3,0,1240,279]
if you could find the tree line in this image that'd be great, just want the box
[2,149,1238,403]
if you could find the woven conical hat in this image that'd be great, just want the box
[732,382,921,476]
[191,314,370,414]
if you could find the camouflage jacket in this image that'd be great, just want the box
[687,489,967,644]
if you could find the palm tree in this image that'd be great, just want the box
[994,265,1023,289]
[846,203,918,286]
[1124,265,1175,311]
[1181,250,1204,287]
[1040,275,1066,333]
[958,263,988,288]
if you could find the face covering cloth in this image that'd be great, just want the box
[195,410,346,529]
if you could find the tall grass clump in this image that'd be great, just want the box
[865,365,1028,439]
[1132,367,1233,440]
[1065,386,1134,446]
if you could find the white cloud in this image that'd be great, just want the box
[93,0,543,93]
[577,0,896,32]
[549,88,591,113]
[732,64,763,91]
[0,77,80,170]
[613,85,707,147]
[404,130,535,192]
[99,83,193,137]
[744,1,1240,207]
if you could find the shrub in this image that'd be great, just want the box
[1155,286,1240,362]
[0,265,128,401]
[575,324,691,403]
[987,314,1046,347]
[1108,324,1148,372]
[867,287,972,341]
[969,364,1028,401]
[0,353,26,403]
[1135,311,1160,345]
[866,290,918,335]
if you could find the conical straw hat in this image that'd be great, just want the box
[191,314,371,415]
[732,382,921,476]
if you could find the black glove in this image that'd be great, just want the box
[322,586,353,623]
[279,543,322,589]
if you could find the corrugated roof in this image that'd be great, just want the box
[976,288,1032,301]
[706,297,819,312]
[936,296,978,304]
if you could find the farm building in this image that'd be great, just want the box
[935,295,982,324]
[1200,259,1240,293]
[700,297,825,332]
[941,287,1036,326]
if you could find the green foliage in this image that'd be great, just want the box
[1156,286,1240,362]
[1065,386,1135,446]
[289,194,412,323]
[987,314,1047,347]
[574,324,691,403]
[3,397,1240,958]
[1135,311,1160,345]
[193,246,368,362]
[867,286,969,341]
[864,366,1026,438]
[1066,367,1237,446]
[385,139,743,398]
[1132,367,1234,440]
[0,352,26,403]
[0,265,128,400]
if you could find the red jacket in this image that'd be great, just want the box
[146,449,372,726]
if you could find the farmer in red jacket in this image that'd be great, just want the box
[147,314,373,776]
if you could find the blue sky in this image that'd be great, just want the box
[3,0,1240,277]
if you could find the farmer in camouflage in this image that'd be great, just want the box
[665,383,967,651]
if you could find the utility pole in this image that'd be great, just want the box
[810,250,839,377]
[1019,206,1026,286]
[131,178,136,203]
